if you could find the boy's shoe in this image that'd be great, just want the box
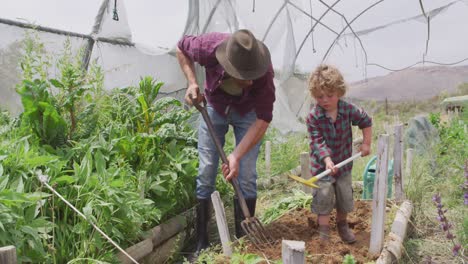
[317,225,330,241]
[337,220,356,244]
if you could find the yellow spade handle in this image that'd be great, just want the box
[314,152,362,180]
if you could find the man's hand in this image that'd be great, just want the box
[185,83,203,105]
[324,156,337,176]
[221,154,240,181]
[360,143,371,157]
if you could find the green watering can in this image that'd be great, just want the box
[362,155,394,200]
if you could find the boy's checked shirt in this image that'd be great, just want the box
[306,99,372,179]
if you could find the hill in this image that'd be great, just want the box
[347,65,468,101]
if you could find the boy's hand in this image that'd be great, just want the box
[360,143,371,157]
[324,157,337,176]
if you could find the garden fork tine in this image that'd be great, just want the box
[241,212,274,245]
[191,96,274,247]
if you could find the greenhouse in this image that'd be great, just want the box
[441,95,468,112]
[0,0,467,263]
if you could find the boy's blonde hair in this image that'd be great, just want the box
[308,64,347,98]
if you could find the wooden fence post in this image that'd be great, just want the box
[265,141,271,178]
[282,240,305,264]
[211,191,232,256]
[369,134,390,255]
[300,152,312,194]
[393,124,404,202]
[0,246,16,264]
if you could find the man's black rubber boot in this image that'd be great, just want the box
[194,199,210,255]
[233,197,256,238]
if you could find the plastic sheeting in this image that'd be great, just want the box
[1,0,468,133]
[405,115,439,154]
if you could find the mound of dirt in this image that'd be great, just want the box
[243,200,376,264]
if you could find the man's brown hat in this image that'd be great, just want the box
[215,29,271,80]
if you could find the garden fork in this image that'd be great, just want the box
[191,96,274,247]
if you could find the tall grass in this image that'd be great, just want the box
[402,110,467,263]
[257,128,309,179]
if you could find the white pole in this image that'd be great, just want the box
[211,191,232,256]
[300,152,312,194]
[405,148,414,179]
[369,134,390,255]
[265,140,271,178]
[393,124,404,202]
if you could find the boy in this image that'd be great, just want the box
[306,65,372,243]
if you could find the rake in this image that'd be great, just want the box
[191,97,274,247]
[289,152,363,188]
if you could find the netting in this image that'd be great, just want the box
[405,115,439,154]
[1,0,468,132]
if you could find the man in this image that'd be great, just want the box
[176,29,275,253]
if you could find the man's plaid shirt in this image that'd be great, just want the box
[306,99,372,179]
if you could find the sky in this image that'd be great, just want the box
[1,0,468,82]
[0,0,187,48]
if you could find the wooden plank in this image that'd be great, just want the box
[405,148,414,179]
[393,124,404,202]
[369,134,390,255]
[145,214,187,248]
[116,208,194,263]
[300,152,312,194]
[142,233,186,264]
[0,246,16,264]
[211,191,232,256]
[376,250,394,264]
[117,238,153,264]
[387,200,413,259]
[282,240,305,264]
[265,141,271,178]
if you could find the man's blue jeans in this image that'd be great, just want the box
[196,105,261,200]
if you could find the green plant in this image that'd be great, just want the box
[16,35,103,148]
[230,252,265,264]
[1,32,200,263]
[260,189,311,224]
[17,79,68,148]
[49,40,89,139]
[0,188,53,263]
[342,254,356,264]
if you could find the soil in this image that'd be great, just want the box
[242,200,377,264]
